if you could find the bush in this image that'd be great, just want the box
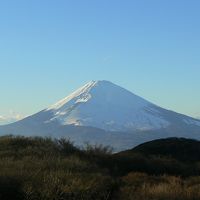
[0,136,116,200]
[0,136,200,199]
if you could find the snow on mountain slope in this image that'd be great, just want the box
[45,80,170,131]
[0,80,200,152]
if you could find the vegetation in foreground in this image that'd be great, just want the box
[0,136,200,199]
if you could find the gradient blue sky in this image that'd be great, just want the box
[0,0,200,122]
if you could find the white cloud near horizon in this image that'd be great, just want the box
[0,111,25,125]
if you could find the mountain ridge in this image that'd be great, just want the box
[0,80,200,151]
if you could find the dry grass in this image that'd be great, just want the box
[118,173,200,200]
[0,136,200,200]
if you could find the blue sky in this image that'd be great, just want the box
[0,0,200,123]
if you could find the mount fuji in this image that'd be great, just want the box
[0,80,200,151]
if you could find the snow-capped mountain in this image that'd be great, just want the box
[46,80,170,131]
[0,80,200,152]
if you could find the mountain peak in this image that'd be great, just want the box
[47,80,147,111]
[45,80,172,131]
[1,81,200,152]
[47,80,122,110]
[95,80,114,84]
[43,80,200,132]
[84,80,119,89]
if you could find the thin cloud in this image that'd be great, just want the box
[0,112,25,125]
[0,116,6,120]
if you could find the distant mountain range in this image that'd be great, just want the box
[0,80,200,152]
